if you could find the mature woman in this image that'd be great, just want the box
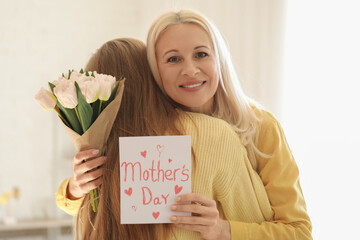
[146,9,312,239]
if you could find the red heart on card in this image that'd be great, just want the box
[175,185,183,195]
[140,151,147,158]
[152,212,160,220]
[124,187,132,196]
[168,158,172,163]
[156,145,165,154]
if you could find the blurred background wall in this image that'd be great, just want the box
[0,0,358,239]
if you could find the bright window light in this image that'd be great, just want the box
[282,1,360,239]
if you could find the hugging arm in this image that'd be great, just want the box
[228,112,312,239]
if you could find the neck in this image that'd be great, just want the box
[189,98,214,115]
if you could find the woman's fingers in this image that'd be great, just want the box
[176,193,217,207]
[67,149,105,199]
[171,202,214,216]
[79,176,103,193]
[170,193,230,240]
[171,215,215,226]
[75,167,104,185]
[74,156,106,176]
[73,149,100,165]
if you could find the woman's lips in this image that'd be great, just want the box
[179,81,206,88]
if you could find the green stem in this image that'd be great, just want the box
[74,107,80,121]
[89,188,99,212]
[98,100,103,115]
[54,108,70,127]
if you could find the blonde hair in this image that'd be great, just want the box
[77,38,179,240]
[147,9,265,170]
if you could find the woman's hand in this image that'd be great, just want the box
[67,149,106,200]
[170,193,231,240]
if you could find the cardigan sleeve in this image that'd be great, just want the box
[229,111,312,239]
[55,177,84,216]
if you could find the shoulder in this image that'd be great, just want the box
[251,105,286,154]
[251,104,279,130]
[179,110,233,130]
[178,110,242,143]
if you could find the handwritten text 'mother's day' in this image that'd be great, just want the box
[120,147,190,207]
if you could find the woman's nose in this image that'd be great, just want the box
[181,59,200,77]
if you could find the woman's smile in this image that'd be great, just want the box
[156,23,219,114]
[179,80,206,89]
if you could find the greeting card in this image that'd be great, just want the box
[119,135,191,224]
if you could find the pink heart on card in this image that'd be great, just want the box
[168,158,172,163]
[124,187,133,196]
[152,212,160,220]
[156,145,165,155]
[175,185,183,195]
[140,150,147,158]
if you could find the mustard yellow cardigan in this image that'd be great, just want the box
[56,110,312,239]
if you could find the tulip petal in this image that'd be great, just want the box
[34,87,57,110]
[101,81,120,111]
[49,81,83,134]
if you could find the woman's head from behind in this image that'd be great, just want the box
[77,38,177,240]
[86,38,150,132]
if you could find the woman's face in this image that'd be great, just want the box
[155,23,219,114]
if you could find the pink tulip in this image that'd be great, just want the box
[34,87,57,110]
[53,79,78,109]
[96,73,116,101]
[64,70,82,80]
[76,75,100,103]
[52,76,66,87]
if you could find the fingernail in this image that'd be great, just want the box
[170,216,177,222]
[170,205,177,210]
[92,149,99,155]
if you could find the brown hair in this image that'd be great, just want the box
[77,38,181,239]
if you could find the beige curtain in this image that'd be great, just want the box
[222,0,286,117]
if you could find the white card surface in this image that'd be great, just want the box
[119,135,191,224]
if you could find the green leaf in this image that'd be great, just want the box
[48,82,56,92]
[48,82,82,133]
[101,81,120,111]
[91,99,100,122]
[75,81,93,132]
[68,70,72,79]
[57,101,83,134]
[91,72,95,78]
[85,71,89,77]
[80,68,84,74]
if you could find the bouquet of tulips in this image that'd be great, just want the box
[35,69,125,212]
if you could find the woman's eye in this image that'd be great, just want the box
[196,52,209,58]
[167,56,180,63]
